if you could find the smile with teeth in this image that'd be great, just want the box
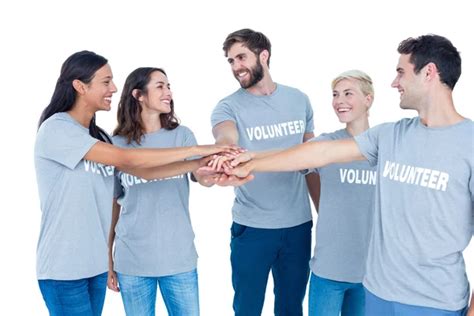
[337,107,351,113]
[237,71,248,78]
[104,97,112,102]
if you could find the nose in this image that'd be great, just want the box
[110,80,118,93]
[333,95,343,106]
[391,77,398,88]
[164,85,172,97]
[232,60,242,72]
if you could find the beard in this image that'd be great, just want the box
[235,59,264,89]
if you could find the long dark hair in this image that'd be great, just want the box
[38,50,112,143]
[113,67,179,145]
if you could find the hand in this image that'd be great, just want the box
[197,155,214,169]
[226,161,253,178]
[107,270,120,292]
[215,173,255,187]
[230,151,254,167]
[196,153,235,176]
[195,144,244,157]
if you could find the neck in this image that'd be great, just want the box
[345,116,370,136]
[417,88,463,127]
[141,109,162,133]
[246,72,276,96]
[67,102,95,128]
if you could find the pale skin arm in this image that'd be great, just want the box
[303,132,321,213]
[107,198,120,292]
[125,156,212,181]
[229,138,366,177]
[467,292,474,316]
[200,121,254,186]
[84,141,235,180]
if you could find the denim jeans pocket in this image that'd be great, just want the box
[230,222,247,239]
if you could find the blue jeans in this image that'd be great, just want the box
[308,273,364,316]
[230,221,312,316]
[117,269,199,316]
[38,272,107,316]
[365,288,468,316]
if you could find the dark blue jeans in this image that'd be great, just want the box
[230,220,312,316]
[38,272,107,316]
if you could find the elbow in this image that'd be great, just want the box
[114,149,140,170]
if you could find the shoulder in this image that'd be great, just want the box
[216,89,243,106]
[277,83,308,97]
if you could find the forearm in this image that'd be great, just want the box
[468,292,474,316]
[86,142,203,170]
[306,173,320,213]
[123,159,200,180]
[120,146,201,169]
[108,199,120,268]
[249,139,365,173]
[213,121,239,145]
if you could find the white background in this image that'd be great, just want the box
[0,0,473,315]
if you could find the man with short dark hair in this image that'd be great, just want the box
[210,28,317,315]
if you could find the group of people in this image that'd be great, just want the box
[34,28,473,316]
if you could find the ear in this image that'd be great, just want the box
[365,94,374,109]
[259,49,269,66]
[132,89,143,101]
[72,79,86,95]
[424,62,439,81]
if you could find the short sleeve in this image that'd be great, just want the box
[211,100,236,128]
[354,124,387,167]
[35,117,98,170]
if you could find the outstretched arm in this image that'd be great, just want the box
[84,141,237,174]
[229,138,366,177]
[126,156,212,181]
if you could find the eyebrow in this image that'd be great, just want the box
[228,53,245,63]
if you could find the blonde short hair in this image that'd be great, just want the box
[331,70,374,99]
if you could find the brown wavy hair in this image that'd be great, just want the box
[113,67,179,144]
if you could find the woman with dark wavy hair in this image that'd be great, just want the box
[35,52,233,316]
[107,67,210,316]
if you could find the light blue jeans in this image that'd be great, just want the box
[117,269,199,316]
[365,288,468,316]
[308,273,365,316]
[38,272,107,316]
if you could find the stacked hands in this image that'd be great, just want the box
[197,146,255,186]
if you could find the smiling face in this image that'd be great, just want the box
[139,70,172,115]
[332,78,371,124]
[226,43,264,89]
[82,64,117,112]
[391,54,425,110]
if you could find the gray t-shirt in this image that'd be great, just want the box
[211,84,314,228]
[112,126,198,277]
[309,129,376,283]
[34,112,115,280]
[355,117,474,311]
